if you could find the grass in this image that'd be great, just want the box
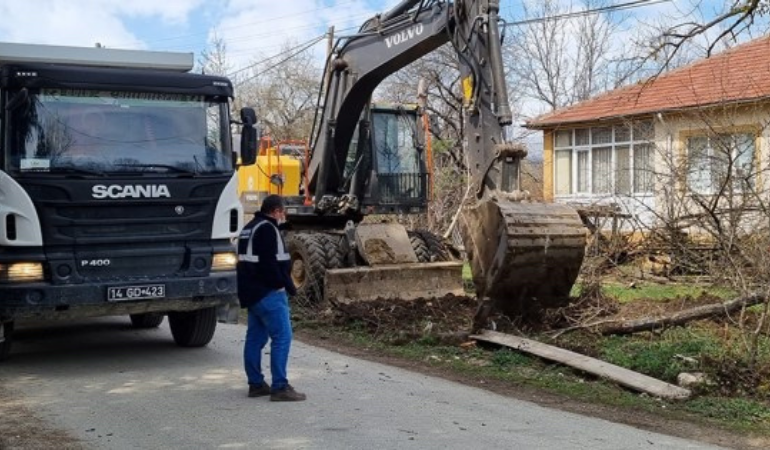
[598,328,723,382]
[307,321,770,437]
[296,271,770,441]
[572,280,736,303]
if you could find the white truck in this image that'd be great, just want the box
[0,42,259,360]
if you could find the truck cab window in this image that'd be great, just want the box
[7,89,232,175]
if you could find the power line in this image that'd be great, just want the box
[503,0,672,27]
[231,35,326,84]
[224,0,670,81]
[192,13,372,55]
[111,0,365,49]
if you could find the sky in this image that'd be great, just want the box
[0,0,716,74]
[0,0,403,72]
[0,0,750,133]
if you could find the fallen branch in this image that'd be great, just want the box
[552,293,766,336]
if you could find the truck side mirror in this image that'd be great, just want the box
[239,107,258,166]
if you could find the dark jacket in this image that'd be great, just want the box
[236,212,297,308]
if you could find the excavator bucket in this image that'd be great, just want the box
[460,199,586,317]
[324,223,464,304]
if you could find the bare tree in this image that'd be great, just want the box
[508,0,626,112]
[236,43,322,142]
[621,104,770,367]
[653,0,769,63]
[198,33,232,77]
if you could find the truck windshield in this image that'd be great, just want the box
[8,89,231,175]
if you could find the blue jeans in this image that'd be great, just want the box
[244,290,292,391]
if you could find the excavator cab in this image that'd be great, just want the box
[283,102,465,305]
[349,103,431,215]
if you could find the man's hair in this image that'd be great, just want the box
[260,194,285,215]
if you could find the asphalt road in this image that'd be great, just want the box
[0,317,727,450]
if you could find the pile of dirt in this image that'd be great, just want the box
[310,289,755,338]
[316,294,478,343]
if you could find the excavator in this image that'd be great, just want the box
[239,0,587,323]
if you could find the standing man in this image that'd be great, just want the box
[236,194,306,402]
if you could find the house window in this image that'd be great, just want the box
[554,150,572,195]
[553,121,654,196]
[634,144,654,193]
[577,150,589,193]
[615,146,631,194]
[686,132,755,194]
[592,146,612,193]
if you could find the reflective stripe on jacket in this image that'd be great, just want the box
[236,212,296,308]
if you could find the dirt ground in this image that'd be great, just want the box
[0,386,83,450]
[295,293,770,450]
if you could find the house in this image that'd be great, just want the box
[525,36,770,232]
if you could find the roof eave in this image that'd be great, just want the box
[524,96,770,130]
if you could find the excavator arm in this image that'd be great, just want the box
[309,0,513,208]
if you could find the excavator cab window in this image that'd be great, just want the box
[370,108,427,206]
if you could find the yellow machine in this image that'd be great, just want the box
[237,137,305,214]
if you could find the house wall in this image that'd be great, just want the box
[539,103,770,234]
[652,103,770,236]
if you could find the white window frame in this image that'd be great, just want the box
[553,121,654,197]
[685,132,756,195]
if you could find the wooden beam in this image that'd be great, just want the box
[470,330,691,400]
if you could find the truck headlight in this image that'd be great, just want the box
[211,252,238,272]
[0,262,45,282]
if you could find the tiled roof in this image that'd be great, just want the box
[526,36,770,128]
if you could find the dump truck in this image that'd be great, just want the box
[0,42,256,360]
[238,0,587,323]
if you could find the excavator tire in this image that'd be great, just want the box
[321,233,347,270]
[287,233,328,305]
[415,230,453,262]
[408,231,430,262]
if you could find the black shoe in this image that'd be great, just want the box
[270,385,306,402]
[248,382,271,398]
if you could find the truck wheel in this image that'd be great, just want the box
[0,321,14,362]
[129,312,164,329]
[168,307,217,347]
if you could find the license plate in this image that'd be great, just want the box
[107,284,166,301]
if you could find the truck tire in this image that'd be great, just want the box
[168,307,217,347]
[129,312,164,329]
[0,321,13,362]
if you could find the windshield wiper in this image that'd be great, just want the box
[47,166,107,177]
[114,164,198,176]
